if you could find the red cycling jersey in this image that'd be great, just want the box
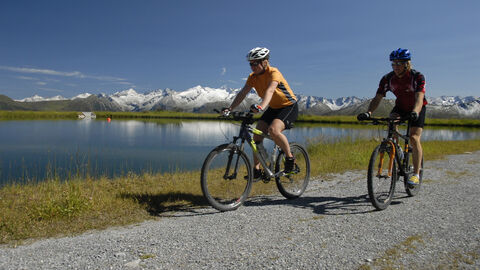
[376,69,428,112]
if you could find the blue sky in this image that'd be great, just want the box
[1,0,479,100]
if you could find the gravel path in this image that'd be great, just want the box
[1,151,479,269]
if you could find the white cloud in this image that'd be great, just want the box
[221,67,226,76]
[36,81,47,86]
[16,76,37,80]
[117,81,135,86]
[0,65,127,82]
[1,66,85,77]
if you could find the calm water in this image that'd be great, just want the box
[1,119,479,185]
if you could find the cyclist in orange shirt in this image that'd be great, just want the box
[224,47,299,179]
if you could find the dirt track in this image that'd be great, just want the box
[0,151,479,269]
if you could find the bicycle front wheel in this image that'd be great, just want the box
[201,144,253,211]
[275,142,310,199]
[367,143,397,210]
[404,152,424,197]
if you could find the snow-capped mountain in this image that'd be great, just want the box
[73,93,93,99]
[17,94,67,102]
[426,96,480,118]
[14,86,480,118]
[16,93,92,102]
[101,86,240,111]
[428,96,479,106]
[295,95,366,114]
[90,86,261,112]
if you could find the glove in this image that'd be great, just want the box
[250,104,263,113]
[221,107,231,117]
[357,112,371,121]
[409,111,419,121]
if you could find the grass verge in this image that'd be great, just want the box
[2,110,480,127]
[0,111,78,120]
[1,139,480,245]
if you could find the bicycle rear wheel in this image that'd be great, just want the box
[201,144,253,211]
[404,152,424,196]
[367,143,397,210]
[275,142,310,199]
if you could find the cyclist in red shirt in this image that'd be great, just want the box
[358,48,427,185]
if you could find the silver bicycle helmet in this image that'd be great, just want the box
[246,47,270,61]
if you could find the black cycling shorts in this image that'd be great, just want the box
[260,102,298,129]
[391,106,427,128]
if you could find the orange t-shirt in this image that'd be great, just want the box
[246,66,297,109]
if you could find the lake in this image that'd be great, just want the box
[1,119,479,185]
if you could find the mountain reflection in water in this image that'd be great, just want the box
[1,119,479,185]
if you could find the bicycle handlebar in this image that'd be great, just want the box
[361,116,410,125]
[213,109,255,123]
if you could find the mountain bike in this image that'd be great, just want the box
[359,116,423,210]
[201,110,310,211]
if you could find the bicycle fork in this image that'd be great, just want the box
[223,146,241,180]
[378,140,396,178]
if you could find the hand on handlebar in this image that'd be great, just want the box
[357,112,371,121]
[220,107,231,117]
[250,104,263,114]
[409,111,419,121]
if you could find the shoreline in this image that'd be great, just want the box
[1,110,480,127]
[1,138,480,245]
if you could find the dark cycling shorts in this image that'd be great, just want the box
[391,106,427,128]
[260,102,298,129]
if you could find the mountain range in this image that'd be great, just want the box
[2,85,480,118]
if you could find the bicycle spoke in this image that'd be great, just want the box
[275,143,310,199]
[367,144,396,210]
[201,145,252,211]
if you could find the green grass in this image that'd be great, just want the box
[424,117,480,127]
[2,110,480,127]
[1,138,480,245]
[358,234,425,269]
[359,235,480,269]
[0,171,204,244]
[0,110,79,120]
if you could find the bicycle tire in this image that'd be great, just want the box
[201,144,253,211]
[367,143,397,210]
[275,142,310,199]
[404,152,424,197]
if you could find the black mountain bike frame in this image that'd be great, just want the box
[226,111,285,179]
[371,117,412,179]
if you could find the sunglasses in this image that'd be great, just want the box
[391,61,406,67]
[249,60,262,67]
